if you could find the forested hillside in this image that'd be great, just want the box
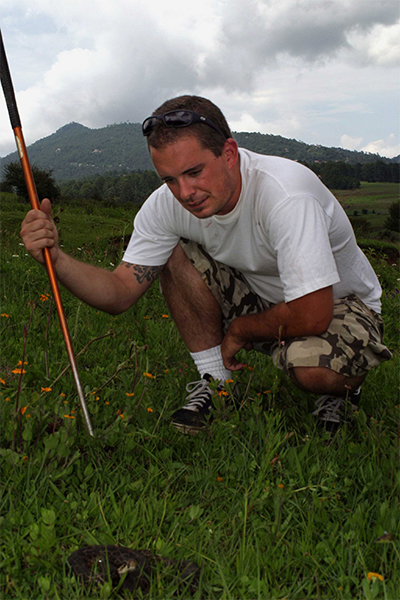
[1,121,398,182]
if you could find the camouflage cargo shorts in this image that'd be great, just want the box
[179,239,392,377]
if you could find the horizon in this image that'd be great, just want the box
[1,119,397,163]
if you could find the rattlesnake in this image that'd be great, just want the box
[67,545,199,594]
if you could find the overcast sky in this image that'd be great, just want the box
[1,0,399,159]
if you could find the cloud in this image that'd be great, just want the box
[0,0,399,158]
[361,135,400,159]
[341,134,364,151]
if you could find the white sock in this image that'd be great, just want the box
[190,345,231,382]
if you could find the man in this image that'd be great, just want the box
[21,95,391,434]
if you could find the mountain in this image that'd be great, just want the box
[1,121,397,182]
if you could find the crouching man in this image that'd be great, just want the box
[21,95,392,434]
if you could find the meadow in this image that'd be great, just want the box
[0,184,399,600]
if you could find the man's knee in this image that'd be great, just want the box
[289,366,366,396]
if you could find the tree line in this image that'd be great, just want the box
[304,160,399,190]
[2,159,398,206]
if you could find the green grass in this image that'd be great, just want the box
[334,183,399,243]
[1,188,399,599]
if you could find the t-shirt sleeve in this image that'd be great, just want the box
[267,195,340,302]
[122,194,180,266]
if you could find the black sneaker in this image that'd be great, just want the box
[171,374,222,434]
[312,386,362,433]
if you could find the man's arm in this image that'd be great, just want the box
[221,286,334,370]
[20,198,162,314]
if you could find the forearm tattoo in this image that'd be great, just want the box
[121,261,163,285]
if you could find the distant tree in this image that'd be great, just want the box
[384,201,400,233]
[319,162,360,190]
[1,161,60,202]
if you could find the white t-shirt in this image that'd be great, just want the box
[123,149,382,313]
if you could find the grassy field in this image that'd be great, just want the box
[0,185,399,600]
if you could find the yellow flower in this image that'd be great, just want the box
[126,392,134,397]
[0,378,5,385]
[64,414,75,419]
[17,361,28,366]
[41,387,52,392]
[225,379,234,384]
[23,456,28,462]
[147,407,153,413]
[367,573,383,581]
[143,372,155,379]
[217,390,229,397]
[12,368,26,374]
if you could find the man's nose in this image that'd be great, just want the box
[178,178,196,202]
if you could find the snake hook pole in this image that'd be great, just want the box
[0,30,94,436]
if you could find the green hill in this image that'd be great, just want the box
[1,121,397,182]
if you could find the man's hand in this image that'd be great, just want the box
[221,325,253,371]
[20,198,59,264]
[220,287,334,370]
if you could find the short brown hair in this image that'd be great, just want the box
[146,95,232,157]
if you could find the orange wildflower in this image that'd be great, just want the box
[367,573,383,581]
[162,314,169,318]
[278,483,284,489]
[20,406,27,415]
[216,477,223,482]
[12,368,26,374]
[143,372,155,379]
[41,387,52,392]
[0,378,5,385]
[1,313,10,317]
[147,407,153,413]
[126,392,134,397]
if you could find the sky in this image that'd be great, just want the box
[1,0,399,159]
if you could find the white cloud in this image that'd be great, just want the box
[340,134,364,151]
[361,135,400,159]
[0,0,399,159]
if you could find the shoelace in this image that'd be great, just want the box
[312,395,344,423]
[182,379,213,412]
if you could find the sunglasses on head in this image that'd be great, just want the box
[142,110,227,139]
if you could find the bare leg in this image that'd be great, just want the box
[160,244,223,352]
[290,366,366,396]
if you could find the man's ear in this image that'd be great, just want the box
[222,138,239,168]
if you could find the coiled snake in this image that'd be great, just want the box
[67,545,199,594]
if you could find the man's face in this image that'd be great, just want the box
[150,134,241,218]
